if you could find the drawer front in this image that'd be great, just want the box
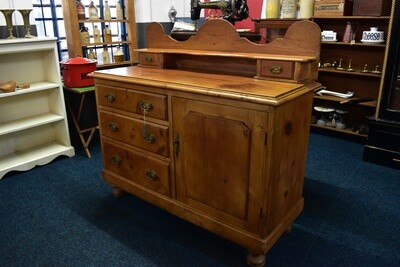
[102,140,171,197]
[97,85,167,120]
[99,111,169,157]
[138,52,162,67]
[259,60,294,80]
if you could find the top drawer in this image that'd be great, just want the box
[257,60,312,83]
[97,85,167,120]
[259,60,294,80]
[138,52,163,67]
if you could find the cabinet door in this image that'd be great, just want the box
[172,97,268,232]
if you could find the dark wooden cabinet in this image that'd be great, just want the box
[364,0,400,169]
[311,15,391,137]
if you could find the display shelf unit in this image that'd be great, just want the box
[61,0,138,67]
[311,15,392,137]
[0,38,75,179]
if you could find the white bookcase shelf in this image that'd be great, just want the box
[0,38,75,179]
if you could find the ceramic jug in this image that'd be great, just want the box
[265,0,280,18]
[299,0,315,19]
[281,0,297,19]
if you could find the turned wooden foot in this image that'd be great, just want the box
[111,186,125,198]
[246,252,266,267]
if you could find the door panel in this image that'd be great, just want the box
[172,97,268,231]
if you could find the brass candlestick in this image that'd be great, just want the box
[18,9,34,38]
[336,59,346,71]
[0,9,16,39]
[346,60,355,72]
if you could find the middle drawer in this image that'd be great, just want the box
[99,111,169,157]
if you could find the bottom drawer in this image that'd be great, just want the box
[102,140,171,196]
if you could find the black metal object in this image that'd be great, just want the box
[190,0,249,24]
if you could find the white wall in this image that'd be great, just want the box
[135,0,195,23]
[0,0,34,25]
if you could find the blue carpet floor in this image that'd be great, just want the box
[0,133,399,266]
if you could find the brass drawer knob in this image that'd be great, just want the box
[145,169,158,181]
[269,66,283,74]
[143,132,155,144]
[111,155,122,165]
[105,93,115,103]
[139,100,153,112]
[145,56,153,63]
[108,122,119,132]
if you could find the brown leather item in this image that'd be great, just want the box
[0,80,16,93]
[352,0,392,16]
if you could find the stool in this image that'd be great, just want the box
[63,85,99,158]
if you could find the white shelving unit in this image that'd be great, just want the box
[0,38,75,179]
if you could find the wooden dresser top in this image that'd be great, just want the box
[92,66,320,105]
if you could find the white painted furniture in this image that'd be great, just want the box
[0,37,75,179]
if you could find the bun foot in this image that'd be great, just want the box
[246,252,266,267]
[112,186,125,198]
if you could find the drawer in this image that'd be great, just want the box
[99,111,169,157]
[102,140,171,197]
[138,52,162,67]
[97,85,167,120]
[259,60,294,80]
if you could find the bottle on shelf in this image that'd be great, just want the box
[116,0,124,20]
[88,1,99,20]
[76,0,86,20]
[79,26,90,44]
[93,25,101,43]
[104,0,112,20]
[113,46,124,63]
[102,46,110,64]
[103,25,112,42]
[87,48,97,59]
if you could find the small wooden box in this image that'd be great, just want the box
[352,0,392,16]
[314,0,354,17]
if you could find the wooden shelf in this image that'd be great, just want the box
[0,114,64,136]
[312,13,392,139]
[0,38,74,179]
[318,68,382,78]
[97,60,136,69]
[312,16,390,20]
[82,40,131,47]
[0,141,75,178]
[313,95,377,108]
[321,41,386,47]
[311,123,368,137]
